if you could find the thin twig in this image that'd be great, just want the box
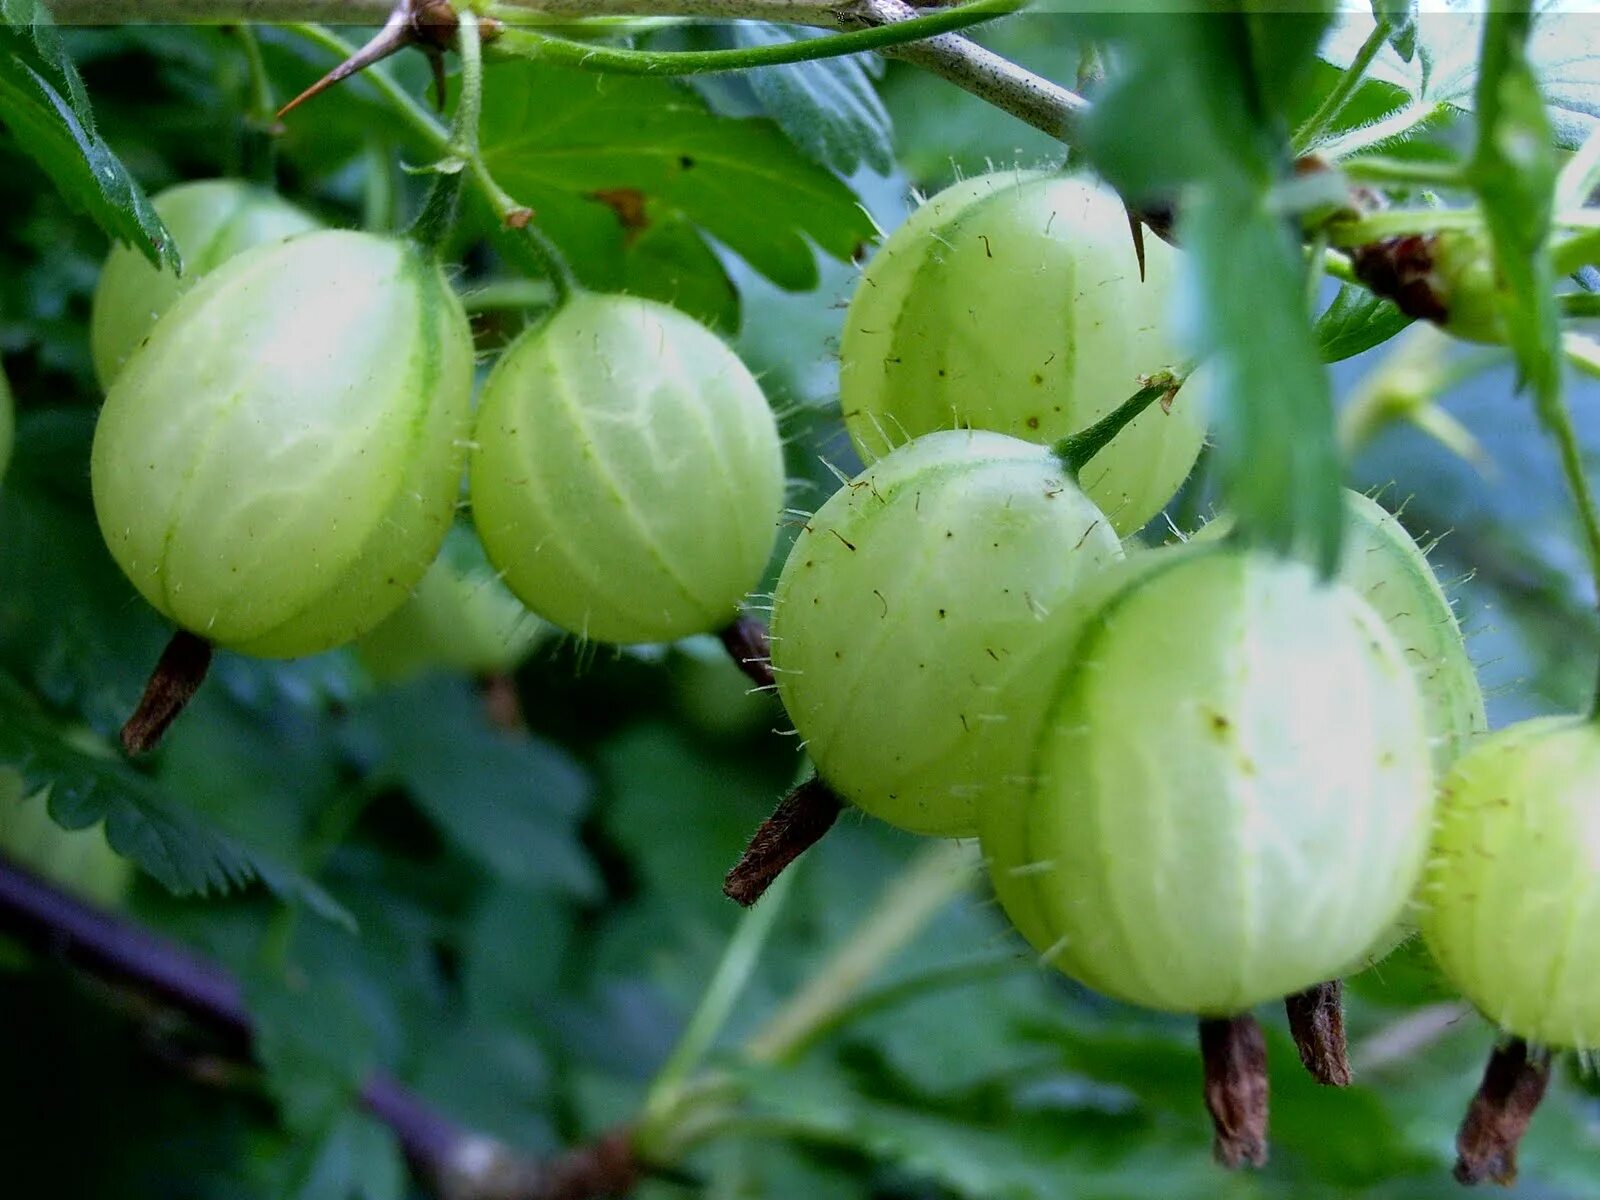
[53,0,1087,149]
[0,854,638,1200]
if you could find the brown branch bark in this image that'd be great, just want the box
[0,853,637,1200]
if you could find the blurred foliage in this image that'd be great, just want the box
[1,11,1599,1200]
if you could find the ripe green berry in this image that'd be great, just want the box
[1423,716,1600,1049]
[90,179,319,388]
[982,544,1435,1014]
[1193,489,1486,776]
[840,171,1204,535]
[92,230,474,658]
[770,429,1124,838]
[0,768,131,907]
[356,523,545,681]
[470,293,785,645]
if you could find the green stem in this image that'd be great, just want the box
[492,0,1026,75]
[408,9,487,249]
[1325,206,1481,247]
[462,278,557,313]
[287,23,579,302]
[641,868,795,1133]
[1535,372,1600,718]
[361,140,398,233]
[1561,291,1600,320]
[1053,373,1185,480]
[1552,227,1600,276]
[1293,17,1390,155]
[763,956,1018,1063]
[1338,155,1468,190]
[745,841,977,1065]
[1321,247,1358,285]
[230,24,277,183]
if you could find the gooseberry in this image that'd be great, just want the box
[92,229,474,658]
[90,178,319,388]
[470,293,786,645]
[840,171,1204,534]
[982,543,1435,1014]
[769,428,1123,838]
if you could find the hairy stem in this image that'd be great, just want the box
[1053,372,1185,480]
[723,776,844,907]
[408,7,487,248]
[1531,368,1600,718]
[1292,17,1390,155]
[493,0,1025,74]
[287,23,580,301]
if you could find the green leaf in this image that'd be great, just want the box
[0,0,176,271]
[1470,7,1561,406]
[1189,192,1344,570]
[736,1063,1245,1200]
[1084,10,1342,570]
[248,968,382,1135]
[347,676,599,899]
[257,1110,405,1200]
[723,25,894,176]
[0,409,179,734]
[0,670,351,924]
[1316,282,1414,362]
[1372,0,1419,62]
[477,62,874,293]
[1321,3,1600,149]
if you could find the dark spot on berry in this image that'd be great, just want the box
[1210,712,1231,735]
[1026,416,1040,430]
[938,608,947,618]
[1032,373,1044,385]
[679,154,696,169]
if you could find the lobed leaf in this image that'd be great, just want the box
[346,676,599,900]
[0,670,352,924]
[477,63,875,295]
